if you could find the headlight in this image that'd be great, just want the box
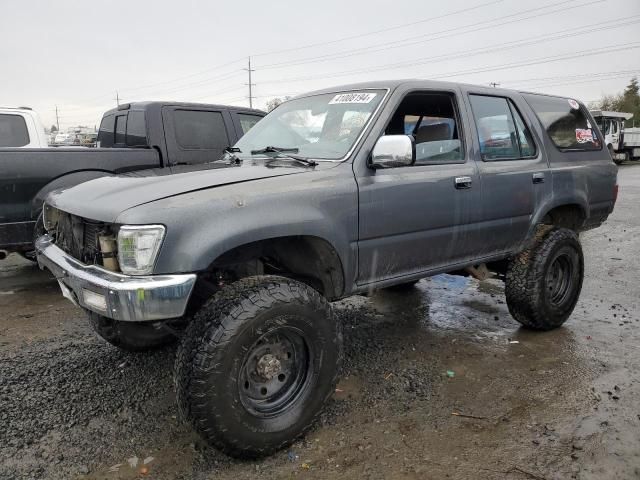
[42,203,60,231]
[117,225,165,275]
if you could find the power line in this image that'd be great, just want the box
[256,0,596,69]
[251,0,503,58]
[258,18,640,85]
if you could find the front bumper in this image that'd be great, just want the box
[35,235,196,322]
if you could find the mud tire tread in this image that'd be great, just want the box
[174,275,342,459]
[505,227,584,331]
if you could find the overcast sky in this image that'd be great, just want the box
[2,0,639,129]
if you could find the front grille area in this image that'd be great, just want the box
[47,208,110,265]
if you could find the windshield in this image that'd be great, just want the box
[234,90,386,160]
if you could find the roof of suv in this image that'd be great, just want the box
[295,79,582,103]
[102,101,266,117]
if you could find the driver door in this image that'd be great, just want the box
[355,90,481,285]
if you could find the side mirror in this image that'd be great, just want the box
[370,135,415,169]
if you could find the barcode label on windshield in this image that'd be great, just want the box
[329,92,377,104]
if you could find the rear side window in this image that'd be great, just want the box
[114,115,127,145]
[126,111,147,146]
[525,95,601,151]
[0,114,29,147]
[237,114,262,135]
[98,114,115,147]
[173,110,228,150]
[469,95,536,160]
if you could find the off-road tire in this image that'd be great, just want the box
[87,312,177,351]
[175,275,342,458]
[505,227,584,330]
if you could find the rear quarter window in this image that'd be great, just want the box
[126,111,147,146]
[525,95,601,151]
[98,114,115,147]
[0,114,29,147]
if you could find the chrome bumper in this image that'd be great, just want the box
[35,235,196,322]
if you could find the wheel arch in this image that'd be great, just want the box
[195,235,346,302]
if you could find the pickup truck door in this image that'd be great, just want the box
[463,92,550,256]
[355,89,482,285]
[162,107,235,165]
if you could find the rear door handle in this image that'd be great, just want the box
[454,176,473,189]
[532,172,545,184]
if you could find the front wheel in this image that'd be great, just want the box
[175,275,342,458]
[505,227,584,330]
[87,312,177,351]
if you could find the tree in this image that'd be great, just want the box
[50,125,58,133]
[591,77,640,127]
[265,96,291,112]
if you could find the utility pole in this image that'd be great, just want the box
[115,91,120,106]
[244,57,256,108]
[489,82,500,88]
[55,105,60,131]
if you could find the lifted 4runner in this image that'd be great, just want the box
[36,80,617,458]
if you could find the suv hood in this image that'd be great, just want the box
[47,161,319,222]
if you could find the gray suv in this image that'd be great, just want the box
[36,80,617,458]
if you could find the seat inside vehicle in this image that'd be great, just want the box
[385,93,463,164]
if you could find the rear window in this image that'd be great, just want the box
[126,111,147,146]
[525,95,601,151]
[0,114,29,147]
[173,110,228,150]
[98,114,115,147]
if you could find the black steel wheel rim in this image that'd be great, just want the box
[546,252,575,307]
[238,323,312,418]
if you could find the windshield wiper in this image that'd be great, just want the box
[250,146,317,167]
[250,146,298,155]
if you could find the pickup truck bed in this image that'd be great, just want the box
[0,147,159,250]
[0,101,265,255]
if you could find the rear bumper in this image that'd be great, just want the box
[35,234,196,322]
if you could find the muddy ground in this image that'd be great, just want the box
[1,165,639,480]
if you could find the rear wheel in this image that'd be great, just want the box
[175,275,342,458]
[87,312,177,351]
[505,227,584,330]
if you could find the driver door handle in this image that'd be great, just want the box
[532,172,545,184]
[454,176,473,189]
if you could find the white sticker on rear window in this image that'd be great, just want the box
[568,99,580,110]
[329,92,377,104]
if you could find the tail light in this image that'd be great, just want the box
[613,184,619,204]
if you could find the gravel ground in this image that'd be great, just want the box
[1,164,639,480]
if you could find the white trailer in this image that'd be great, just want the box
[590,110,636,164]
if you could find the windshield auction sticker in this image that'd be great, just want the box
[329,92,377,104]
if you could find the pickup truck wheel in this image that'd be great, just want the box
[87,312,177,351]
[505,227,583,330]
[174,275,342,458]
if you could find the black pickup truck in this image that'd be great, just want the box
[0,102,264,258]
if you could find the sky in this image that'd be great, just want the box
[1,0,639,130]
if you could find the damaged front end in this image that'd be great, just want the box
[36,203,195,322]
